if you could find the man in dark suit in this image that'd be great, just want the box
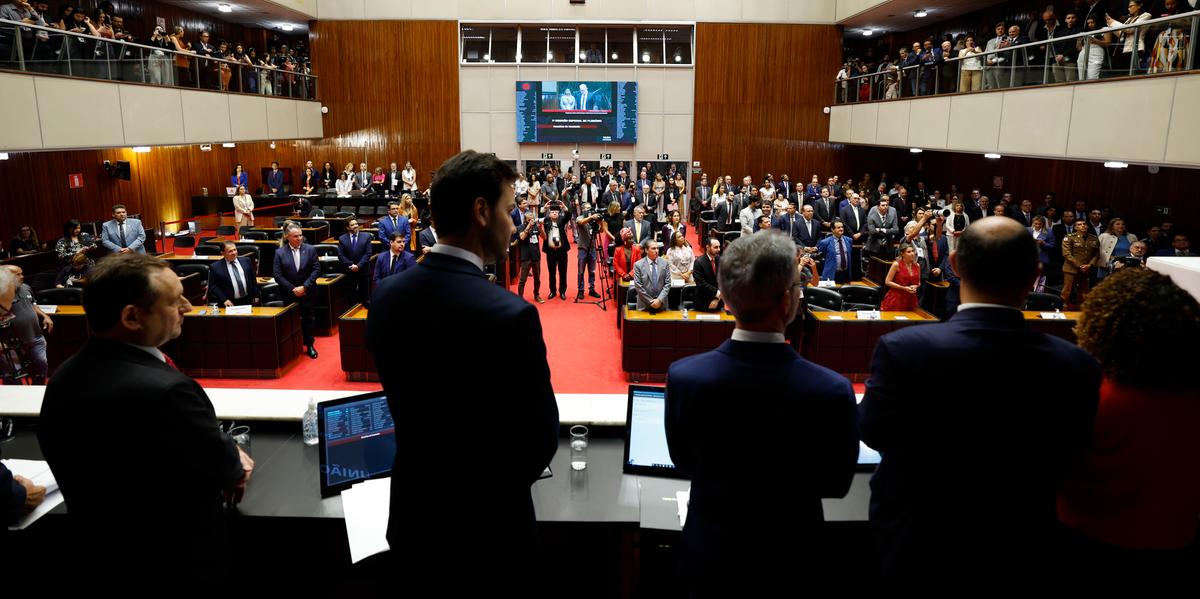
[713,194,740,233]
[1012,199,1036,227]
[775,174,792,201]
[337,218,372,304]
[366,151,558,592]
[207,241,259,306]
[376,201,411,245]
[417,221,437,256]
[811,188,837,230]
[666,231,858,597]
[373,231,415,284]
[839,194,869,245]
[273,224,320,358]
[625,206,653,245]
[602,181,622,212]
[795,204,823,250]
[266,161,285,197]
[774,203,803,246]
[692,237,722,311]
[38,254,250,590]
[859,217,1100,588]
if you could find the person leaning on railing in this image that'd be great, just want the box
[958,35,984,91]
[1078,15,1114,80]
[1105,0,1152,74]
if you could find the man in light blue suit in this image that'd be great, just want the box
[100,204,146,254]
[632,238,670,312]
[665,231,859,597]
[817,220,854,283]
[376,201,411,246]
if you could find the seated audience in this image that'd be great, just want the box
[55,252,91,288]
[374,231,415,284]
[206,241,258,307]
[1057,267,1200,587]
[10,225,42,256]
[55,219,96,264]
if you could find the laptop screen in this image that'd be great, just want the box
[622,385,881,479]
[317,391,396,497]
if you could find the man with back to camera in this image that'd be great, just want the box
[273,224,320,358]
[366,151,558,592]
[100,204,146,255]
[665,231,859,597]
[38,254,252,591]
[859,217,1101,588]
[205,241,258,307]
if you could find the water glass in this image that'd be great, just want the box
[570,425,588,471]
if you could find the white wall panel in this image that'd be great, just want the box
[317,0,364,19]
[1068,78,1173,162]
[849,102,878,145]
[663,114,693,157]
[297,101,324,139]
[0,74,43,151]
[663,68,694,113]
[121,85,185,146]
[790,0,837,22]
[828,105,851,143]
[741,0,789,22]
[695,0,740,21]
[998,87,1072,156]
[460,112,490,152]
[459,68,491,113]
[907,96,950,149]
[490,112,520,157]
[228,94,270,141]
[490,67,519,111]
[265,97,300,140]
[1165,76,1200,165]
[37,78,123,149]
[363,0,410,18]
[875,100,909,146]
[947,93,1002,151]
[638,68,665,114]
[181,91,233,143]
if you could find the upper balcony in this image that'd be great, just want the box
[0,18,322,152]
[829,10,1200,168]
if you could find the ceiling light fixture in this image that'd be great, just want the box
[1104,161,1129,168]
[0,153,8,160]
[611,52,618,60]
[222,142,236,148]
[984,153,1001,159]
[863,29,874,37]
[642,52,651,62]
[281,24,294,32]
[218,3,232,13]
[915,9,928,18]
[909,148,923,153]
[132,146,151,153]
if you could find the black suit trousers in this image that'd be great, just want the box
[544,248,568,295]
[288,294,316,345]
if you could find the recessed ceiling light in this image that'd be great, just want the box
[0,153,9,160]
[222,143,236,148]
[1104,161,1129,168]
[642,52,651,62]
[281,24,294,32]
[218,3,232,13]
[984,153,1001,159]
[909,148,922,153]
[863,29,874,37]
[611,52,618,60]
[915,9,928,18]
[132,146,151,153]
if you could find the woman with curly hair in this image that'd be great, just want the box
[1057,267,1200,584]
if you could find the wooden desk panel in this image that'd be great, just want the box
[338,304,377,382]
[803,309,938,377]
[314,274,350,336]
[622,310,736,378]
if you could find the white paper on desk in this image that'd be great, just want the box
[676,489,690,527]
[3,459,64,531]
[856,310,881,320]
[341,477,392,564]
[827,315,844,320]
[224,305,253,315]
[1040,312,1067,320]
[894,316,908,320]
[36,305,57,314]
[693,313,721,321]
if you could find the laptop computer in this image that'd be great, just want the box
[621,384,881,479]
[317,391,397,497]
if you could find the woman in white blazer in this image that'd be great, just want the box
[232,185,255,229]
[944,199,970,253]
[1097,217,1139,280]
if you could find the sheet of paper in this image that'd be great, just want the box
[894,316,908,320]
[828,315,844,320]
[693,313,721,321]
[341,477,392,563]
[3,459,64,531]
[676,489,690,527]
[36,305,57,314]
[224,305,253,315]
[1039,312,1066,319]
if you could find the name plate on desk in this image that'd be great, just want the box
[36,305,57,314]
[225,305,253,315]
[693,313,721,321]
[1040,312,1068,320]
[817,280,836,288]
[894,316,909,320]
[827,315,844,320]
[856,310,882,320]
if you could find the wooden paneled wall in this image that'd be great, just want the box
[0,20,460,245]
[843,146,1200,233]
[691,23,850,182]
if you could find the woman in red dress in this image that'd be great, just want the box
[880,243,921,311]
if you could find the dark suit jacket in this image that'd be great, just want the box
[713,200,739,231]
[366,252,558,590]
[625,219,653,244]
[206,256,259,305]
[272,242,320,296]
[1,456,24,527]
[338,231,373,272]
[373,250,414,282]
[859,307,1100,584]
[266,169,284,196]
[692,253,720,310]
[376,215,411,244]
[666,340,858,593]
[839,204,869,236]
[38,338,243,587]
[796,216,823,247]
[417,227,437,253]
[812,196,837,224]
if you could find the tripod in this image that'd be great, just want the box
[0,324,33,385]
[574,221,611,311]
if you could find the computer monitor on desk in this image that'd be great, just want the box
[318,391,396,497]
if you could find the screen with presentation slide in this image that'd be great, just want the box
[516,81,637,144]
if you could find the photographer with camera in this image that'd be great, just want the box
[575,202,604,301]
[512,202,545,304]
[542,205,570,301]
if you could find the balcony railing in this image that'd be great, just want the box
[0,18,317,100]
[835,10,1198,104]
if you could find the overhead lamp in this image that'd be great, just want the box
[269,141,276,149]
[0,153,8,160]
[674,54,682,63]
[547,51,554,60]
[218,3,232,13]
[611,51,618,60]
[1104,161,1129,168]
[483,53,490,61]
[863,29,874,37]
[641,52,651,62]
[909,148,922,153]
[222,142,236,148]
[914,9,928,18]
[132,146,151,153]
[281,23,294,32]
[984,153,1001,159]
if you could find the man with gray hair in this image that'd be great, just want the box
[665,231,860,596]
[0,266,47,528]
[273,223,320,358]
[1,264,54,384]
[632,239,670,312]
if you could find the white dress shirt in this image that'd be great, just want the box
[430,243,484,272]
[731,329,786,344]
[226,259,248,298]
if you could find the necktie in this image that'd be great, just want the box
[725,205,732,225]
[392,217,397,230]
[789,216,795,236]
[806,219,811,237]
[119,222,127,247]
[635,222,641,241]
[651,261,658,287]
[293,247,300,270]
[711,257,717,276]
[854,208,860,231]
[838,237,847,270]
[162,352,179,371]
[390,253,395,272]
[230,261,244,298]
[932,239,939,264]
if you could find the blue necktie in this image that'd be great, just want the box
[651,261,658,288]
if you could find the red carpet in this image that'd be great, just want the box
[191,222,711,394]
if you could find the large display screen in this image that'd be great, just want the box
[516,81,637,144]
